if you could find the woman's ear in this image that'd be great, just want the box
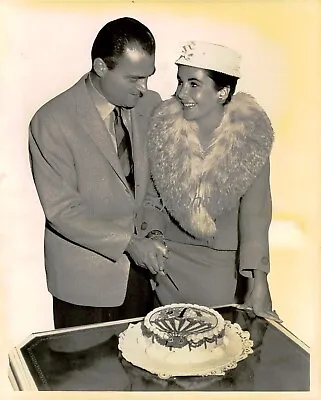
[217,86,230,103]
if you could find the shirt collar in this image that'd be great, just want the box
[86,73,115,120]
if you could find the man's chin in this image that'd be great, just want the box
[126,99,140,109]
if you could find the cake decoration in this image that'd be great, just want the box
[142,303,225,350]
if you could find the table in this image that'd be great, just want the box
[8,305,309,391]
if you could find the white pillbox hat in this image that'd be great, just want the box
[175,41,241,78]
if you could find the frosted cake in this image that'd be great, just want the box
[138,303,229,365]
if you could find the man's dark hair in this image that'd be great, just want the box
[205,69,239,105]
[91,17,155,69]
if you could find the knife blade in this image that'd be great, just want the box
[164,272,179,291]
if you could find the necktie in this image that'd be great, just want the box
[113,107,135,194]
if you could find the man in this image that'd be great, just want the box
[29,17,167,329]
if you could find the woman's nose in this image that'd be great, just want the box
[176,85,187,100]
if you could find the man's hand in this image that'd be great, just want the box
[238,271,282,323]
[126,236,168,275]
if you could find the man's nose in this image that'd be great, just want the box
[137,78,148,93]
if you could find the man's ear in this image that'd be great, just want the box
[93,58,107,77]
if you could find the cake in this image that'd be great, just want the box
[138,303,229,365]
[118,302,254,378]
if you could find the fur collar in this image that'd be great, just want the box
[147,92,274,239]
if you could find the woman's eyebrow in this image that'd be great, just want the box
[177,75,202,83]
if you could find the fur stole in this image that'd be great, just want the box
[147,92,274,239]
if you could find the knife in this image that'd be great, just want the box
[164,272,179,291]
[150,270,179,291]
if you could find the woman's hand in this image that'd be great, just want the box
[239,271,282,323]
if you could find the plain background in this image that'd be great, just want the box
[1,0,320,398]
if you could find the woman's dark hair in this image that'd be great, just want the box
[91,17,155,69]
[205,69,239,105]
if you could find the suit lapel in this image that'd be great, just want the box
[72,75,150,202]
[74,75,131,192]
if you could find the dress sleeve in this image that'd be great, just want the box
[238,160,272,278]
[140,176,167,236]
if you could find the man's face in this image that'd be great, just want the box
[97,44,155,108]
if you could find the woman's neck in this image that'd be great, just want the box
[197,107,224,150]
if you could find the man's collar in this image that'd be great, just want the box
[86,72,115,120]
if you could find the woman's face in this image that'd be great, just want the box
[175,65,220,123]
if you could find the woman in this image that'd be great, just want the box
[143,41,281,322]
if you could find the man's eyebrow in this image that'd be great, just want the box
[127,67,156,79]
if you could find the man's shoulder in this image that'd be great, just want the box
[31,74,87,122]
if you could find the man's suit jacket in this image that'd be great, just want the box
[29,74,161,307]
